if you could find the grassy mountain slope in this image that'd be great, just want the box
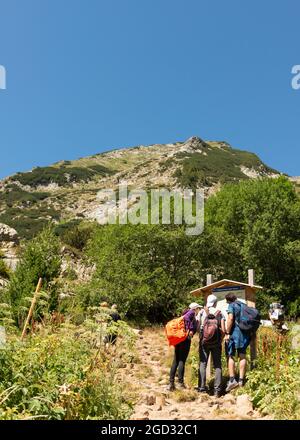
[0,136,281,239]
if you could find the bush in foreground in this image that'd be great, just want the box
[0,323,134,420]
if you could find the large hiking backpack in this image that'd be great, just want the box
[165,316,188,346]
[235,301,261,334]
[202,309,222,346]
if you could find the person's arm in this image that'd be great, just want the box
[225,304,234,341]
[220,318,226,337]
[226,314,234,334]
[184,310,195,336]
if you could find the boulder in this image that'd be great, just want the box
[223,394,236,405]
[235,394,253,417]
[0,223,20,271]
[0,223,19,244]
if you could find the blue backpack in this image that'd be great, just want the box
[234,301,261,334]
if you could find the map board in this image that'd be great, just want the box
[212,285,246,320]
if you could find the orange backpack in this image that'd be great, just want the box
[165,316,188,346]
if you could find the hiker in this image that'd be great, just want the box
[168,302,201,391]
[197,294,225,397]
[104,304,122,346]
[225,294,251,391]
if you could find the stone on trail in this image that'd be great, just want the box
[223,394,236,405]
[156,395,166,407]
[235,394,253,417]
[145,394,156,405]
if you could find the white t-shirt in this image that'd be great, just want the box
[196,307,226,331]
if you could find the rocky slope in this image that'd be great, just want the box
[0,136,281,240]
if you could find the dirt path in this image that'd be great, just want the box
[124,327,268,420]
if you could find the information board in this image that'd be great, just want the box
[212,285,246,320]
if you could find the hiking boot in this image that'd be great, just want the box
[196,386,208,393]
[167,382,175,392]
[214,390,222,398]
[225,379,239,392]
[238,379,245,387]
[177,382,187,389]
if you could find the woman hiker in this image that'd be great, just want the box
[168,302,202,391]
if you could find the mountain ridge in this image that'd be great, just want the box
[0,136,282,240]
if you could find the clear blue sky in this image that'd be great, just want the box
[0,0,299,179]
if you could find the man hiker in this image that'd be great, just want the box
[168,302,201,391]
[104,304,122,348]
[225,293,251,391]
[197,294,225,397]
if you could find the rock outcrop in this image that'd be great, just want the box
[0,223,19,271]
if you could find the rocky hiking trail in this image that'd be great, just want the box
[124,328,269,420]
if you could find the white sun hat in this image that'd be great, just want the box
[189,302,202,310]
[206,294,218,308]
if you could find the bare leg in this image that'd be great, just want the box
[239,353,247,380]
[228,356,235,377]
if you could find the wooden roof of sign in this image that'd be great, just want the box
[190,278,263,296]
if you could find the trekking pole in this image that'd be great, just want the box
[21,278,43,341]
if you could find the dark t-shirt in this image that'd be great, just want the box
[110,311,121,323]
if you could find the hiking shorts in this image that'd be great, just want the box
[226,339,249,357]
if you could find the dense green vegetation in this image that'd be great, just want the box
[0,184,50,207]
[0,321,135,420]
[6,227,61,325]
[174,148,278,189]
[204,176,300,316]
[0,252,10,279]
[11,164,114,188]
[240,327,300,419]
[82,224,200,323]
[0,205,60,240]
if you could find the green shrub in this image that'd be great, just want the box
[84,224,204,323]
[174,146,277,189]
[0,185,50,206]
[240,327,300,419]
[7,227,61,324]
[11,165,114,188]
[0,325,133,419]
[60,222,95,252]
[0,254,10,279]
[0,205,60,240]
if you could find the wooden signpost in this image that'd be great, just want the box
[21,277,43,341]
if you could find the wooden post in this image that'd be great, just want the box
[248,269,255,286]
[248,270,257,367]
[250,334,257,370]
[206,274,213,285]
[21,278,43,340]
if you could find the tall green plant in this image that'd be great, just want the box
[7,227,61,325]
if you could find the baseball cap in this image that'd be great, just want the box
[189,302,202,310]
[206,294,217,308]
